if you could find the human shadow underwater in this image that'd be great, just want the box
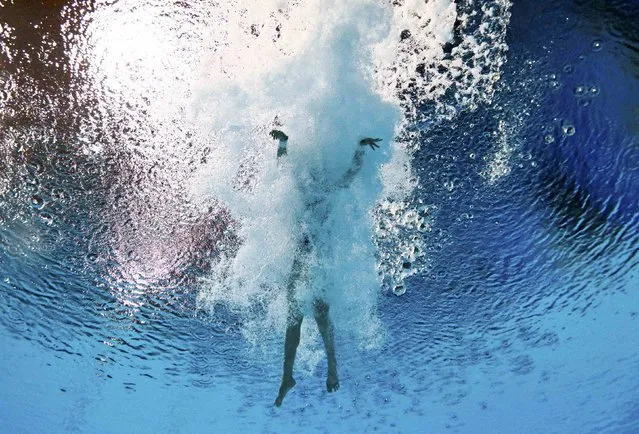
[269,129,382,407]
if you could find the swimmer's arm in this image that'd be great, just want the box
[270,130,289,159]
[337,137,382,188]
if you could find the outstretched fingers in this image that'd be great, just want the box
[270,129,288,141]
[359,137,382,150]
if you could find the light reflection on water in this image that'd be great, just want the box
[1,0,638,432]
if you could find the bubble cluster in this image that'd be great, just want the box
[374,200,432,296]
[373,0,513,121]
[573,84,599,104]
[481,120,517,184]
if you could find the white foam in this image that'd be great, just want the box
[188,0,512,349]
[191,0,405,346]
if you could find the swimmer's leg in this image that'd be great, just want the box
[275,311,303,407]
[275,257,305,407]
[313,299,339,393]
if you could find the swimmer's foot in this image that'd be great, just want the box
[275,376,296,407]
[326,369,340,393]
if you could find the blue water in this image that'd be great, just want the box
[1,0,638,433]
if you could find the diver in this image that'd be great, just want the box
[270,129,381,407]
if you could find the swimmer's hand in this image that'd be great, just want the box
[270,129,289,141]
[359,137,382,150]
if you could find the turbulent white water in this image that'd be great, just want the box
[189,1,404,345]
[25,0,511,347]
[182,0,512,345]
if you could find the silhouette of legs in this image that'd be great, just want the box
[275,310,303,407]
[275,255,305,407]
[313,299,339,392]
[275,238,340,406]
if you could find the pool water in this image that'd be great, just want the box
[1,0,638,432]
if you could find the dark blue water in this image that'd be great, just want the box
[1,0,638,432]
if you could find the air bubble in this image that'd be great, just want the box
[591,40,602,52]
[28,160,43,174]
[39,213,53,225]
[393,285,406,296]
[562,124,575,136]
[30,195,45,209]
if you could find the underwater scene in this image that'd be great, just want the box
[1,0,638,432]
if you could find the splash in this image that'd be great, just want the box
[191,0,404,345]
[188,0,512,346]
